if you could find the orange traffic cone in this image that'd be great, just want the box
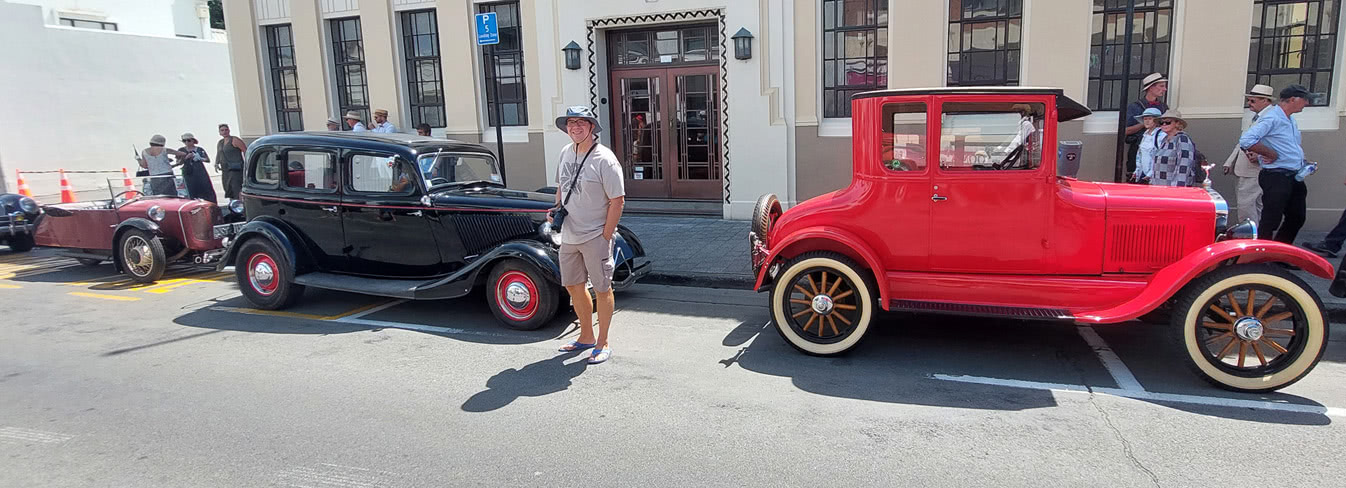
[58,169,77,203]
[120,168,139,198]
[15,170,32,197]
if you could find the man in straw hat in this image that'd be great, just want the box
[371,109,396,133]
[1123,73,1170,178]
[1222,84,1276,224]
[326,117,341,131]
[551,106,624,365]
[1240,84,1314,244]
[344,111,367,132]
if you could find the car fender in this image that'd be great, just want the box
[410,240,560,300]
[754,226,890,310]
[111,218,163,271]
[215,218,306,274]
[1078,239,1334,323]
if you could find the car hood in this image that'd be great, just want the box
[429,185,556,211]
[1092,181,1216,214]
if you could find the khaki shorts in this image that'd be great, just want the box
[560,236,615,292]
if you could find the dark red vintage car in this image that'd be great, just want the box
[750,87,1332,392]
[34,177,244,282]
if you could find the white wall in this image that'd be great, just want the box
[5,0,207,38]
[0,1,237,198]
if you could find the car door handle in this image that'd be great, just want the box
[408,210,423,217]
[320,206,339,213]
[931,194,948,202]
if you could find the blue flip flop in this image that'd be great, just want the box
[587,347,612,364]
[559,341,596,352]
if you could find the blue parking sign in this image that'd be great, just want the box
[475,12,499,45]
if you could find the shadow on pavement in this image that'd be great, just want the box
[460,352,590,412]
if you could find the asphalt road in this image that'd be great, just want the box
[2,248,1345,487]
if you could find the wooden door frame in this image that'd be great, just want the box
[608,66,723,201]
[665,65,721,200]
[608,68,672,199]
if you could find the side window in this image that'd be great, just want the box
[879,102,928,172]
[283,151,337,191]
[350,154,416,194]
[939,101,1044,171]
[252,149,281,185]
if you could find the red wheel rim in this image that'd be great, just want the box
[246,252,280,296]
[495,270,539,321]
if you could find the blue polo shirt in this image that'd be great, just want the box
[1238,105,1304,171]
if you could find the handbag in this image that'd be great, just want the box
[549,143,597,230]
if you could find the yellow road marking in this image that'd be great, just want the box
[0,283,21,289]
[145,279,213,294]
[211,301,392,321]
[69,292,141,301]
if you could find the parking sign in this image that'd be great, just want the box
[475,12,499,45]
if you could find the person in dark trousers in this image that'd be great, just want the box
[215,124,247,199]
[1303,204,1346,258]
[177,133,216,203]
[1123,73,1169,178]
[1240,85,1313,244]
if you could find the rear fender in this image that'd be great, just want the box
[215,218,307,275]
[418,240,559,300]
[754,226,889,310]
[1078,240,1333,323]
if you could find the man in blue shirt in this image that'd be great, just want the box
[1239,84,1312,244]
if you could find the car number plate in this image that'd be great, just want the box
[213,222,244,239]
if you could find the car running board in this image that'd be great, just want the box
[293,272,438,300]
[888,299,1073,321]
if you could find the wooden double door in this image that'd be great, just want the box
[609,66,722,200]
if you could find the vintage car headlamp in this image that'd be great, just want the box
[1221,219,1258,241]
[538,222,562,246]
[147,205,166,222]
[227,199,245,215]
[17,197,38,215]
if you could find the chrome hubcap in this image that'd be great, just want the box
[1234,316,1265,341]
[812,294,834,315]
[252,261,274,285]
[505,282,531,308]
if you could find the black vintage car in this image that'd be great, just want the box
[214,132,651,329]
[0,193,41,252]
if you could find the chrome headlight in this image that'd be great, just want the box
[227,199,245,215]
[17,197,38,214]
[1221,219,1258,241]
[147,205,165,221]
[538,221,562,246]
[1206,188,1229,238]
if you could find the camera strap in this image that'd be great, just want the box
[561,143,597,207]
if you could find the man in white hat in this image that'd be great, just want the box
[326,117,341,131]
[344,111,367,132]
[1123,73,1169,178]
[1222,84,1276,224]
[1241,84,1314,244]
[370,108,396,133]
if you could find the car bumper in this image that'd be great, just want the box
[612,257,652,290]
[0,220,34,239]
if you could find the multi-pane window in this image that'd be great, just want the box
[1250,0,1340,106]
[610,25,720,66]
[947,0,1022,86]
[266,24,303,132]
[1087,0,1174,111]
[478,2,528,126]
[821,0,889,118]
[401,10,445,128]
[60,18,117,31]
[330,17,370,129]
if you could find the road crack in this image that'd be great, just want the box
[1060,345,1161,488]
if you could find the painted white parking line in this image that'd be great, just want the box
[335,316,520,340]
[932,374,1346,418]
[335,299,406,321]
[1076,326,1144,391]
[275,462,402,488]
[0,426,74,444]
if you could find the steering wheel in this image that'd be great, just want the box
[427,177,450,187]
[993,144,1028,170]
[111,190,141,206]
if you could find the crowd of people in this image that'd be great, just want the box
[136,123,248,204]
[1120,72,1322,249]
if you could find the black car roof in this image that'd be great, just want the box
[852,87,1093,122]
[251,132,496,156]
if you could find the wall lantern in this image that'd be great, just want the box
[563,41,582,70]
[731,28,754,60]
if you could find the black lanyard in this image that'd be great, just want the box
[562,143,597,206]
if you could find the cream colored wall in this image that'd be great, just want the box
[225,0,268,137]
[290,0,333,130]
[886,0,942,89]
[1019,0,1090,101]
[1169,0,1254,119]
[793,0,817,126]
[437,0,481,136]
[358,0,401,128]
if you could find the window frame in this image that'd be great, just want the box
[477,1,529,127]
[820,0,890,119]
[1086,0,1175,112]
[59,17,117,31]
[249,148,282,187]
[934,100,1047,173]
[265,24,304,132]
[280,149,340,194]
[345,151,422,197]
[1249,0,1341,106]
[877,101,933,175]
[329,17,371,130]
[400,9,446,129]
[945,0,1023,87]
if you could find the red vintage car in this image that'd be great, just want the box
[34,178,245,283]
[750,87,1332,392]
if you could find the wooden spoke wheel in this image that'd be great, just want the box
[1174,264,1328,393]
[770,253,874,356]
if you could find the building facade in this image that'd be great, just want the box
[224,0,1346,227]
[7,0,224,39]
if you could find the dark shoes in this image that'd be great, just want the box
[1301,241,1339,258]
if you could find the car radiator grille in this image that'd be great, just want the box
[456,214,538,254]
[1106,223,1185,272]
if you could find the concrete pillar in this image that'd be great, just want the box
[1020,0,1092,102]
[290,0,332,131]
[359,0,402,128]
[1169,0,1255,117]
[886,0,943,89]
[222,0,268,137]
[437,0,482,136]
[793,0,817,125]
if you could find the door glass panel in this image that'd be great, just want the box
[621,77,662,181]
[283,151,337,191]
[675,74,719,180]
[879,102,928,172]
[350,154,415,193]
[938,101,1044,171]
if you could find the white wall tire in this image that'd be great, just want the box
[1173,264,1328,393]
[770,253,875,356]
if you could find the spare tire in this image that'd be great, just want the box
[752,194,782,243]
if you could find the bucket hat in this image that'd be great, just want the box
[1157,109,1186,126]
[555,106,602,133]
[1140,107,1163,118]
[180,132,197,143]
[149,134,166,146]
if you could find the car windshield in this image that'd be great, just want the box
[417,152,502,188]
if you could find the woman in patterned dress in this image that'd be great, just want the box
[1150,110,1200,187]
